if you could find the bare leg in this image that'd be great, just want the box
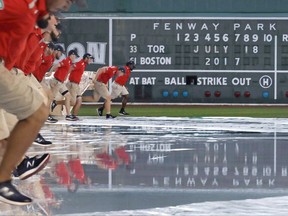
[72,97,82,116]
[82,94,100,102]
[0,139,7,165]
[0,103,48,182]
[121,95,128,109]
[63,92,72,115]
[104,96,112,114]
[99,101,106,111]
[46,88,54,108]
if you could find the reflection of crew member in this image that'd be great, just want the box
[94,127,117,170]
[95,151,118,170]
[95,146,131,170]
[95,128,131,170]
[55,161,78,193]
[68,158,86,184]
[40,178,57,207]
[54,157,90,193]
[115,146,131,167]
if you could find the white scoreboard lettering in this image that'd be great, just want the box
[110,18,288,102]
[119,18,288,71]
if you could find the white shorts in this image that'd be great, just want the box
[111,82,129,100]
[50,77,69,97]
[93,81,110,100]
[0,63,44,120]
[0,109,18,140]
[27,73,49,106]
[66,81,80,105]
[40,78,50,91]
[0,68,48,140]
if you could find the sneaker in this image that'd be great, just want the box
[119,110,130,116]
[65,115,78,121]
[13,154,50,180]
[106,114,116,119]
[0,180,32,205]
[97,107,103,116]
[73,115,79,121]
[50,100,57,112]
[46,115,58,123]
[33,133,52,146]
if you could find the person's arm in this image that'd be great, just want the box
[46,63,61,77]
[49,63,61,73]
[93,66,107,83]
[64,64,75,81]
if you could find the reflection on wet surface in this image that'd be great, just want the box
[2,117,288,215]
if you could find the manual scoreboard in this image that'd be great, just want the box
[62,17,288,103]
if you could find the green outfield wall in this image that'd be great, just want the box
[71,0,288,14]
[60,1,288,104]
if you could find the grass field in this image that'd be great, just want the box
[78,104,288,118]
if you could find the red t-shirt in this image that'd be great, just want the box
[33,54,55,82]
[14,27,43,72]
[68,158,85,184]
[115,146,130,165]
[40,178,54,200]
[0,0,47,70]
[55,162,71,186]
[33,53,44,77]
[24,41,48,75]
[97,66,118,84]
[54,57,72,83]
[68,59,87,84]
[114,66,131,86]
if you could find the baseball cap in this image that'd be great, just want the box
[47,42,55,49]
[118,67,126,73]
[54,45,64,53]
[68,49,79,57]
[126,60,136,69]
[55,23,62,31]
[83,53,94,59]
